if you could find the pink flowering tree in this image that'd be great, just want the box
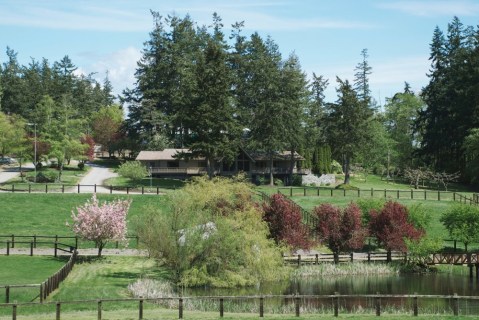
[71,194,131,257]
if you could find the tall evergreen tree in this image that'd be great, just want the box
[324,77,371,184]
[354,48,373,109]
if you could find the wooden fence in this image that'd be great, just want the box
[277,187,479,205]
[0,234,139,251]
[283,252,407,265]
[1,247,77,303]
[0,183,170,194]
[0,293,477,319]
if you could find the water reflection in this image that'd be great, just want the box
[185,273,479,296]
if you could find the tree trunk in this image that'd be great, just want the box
[269,154,274,186]
[333,252,339,264]
[288,148,295,186]
[207,156,214,180]
[343,155,351,184]
[387,250,392,263]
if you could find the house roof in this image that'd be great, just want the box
[136,149,194,161]
[136,149,305,161]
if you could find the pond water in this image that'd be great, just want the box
[182,272,479,315]
[185,273,479,296]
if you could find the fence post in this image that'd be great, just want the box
[295,295,300,317]
[334,292,339,317]
[40,283,43,303]
[397,190,399,199]
[139,298,143,320]
[343,189,346,197]
[358,189,360,197]
[315,254,319,265]
[331,189,333,197]
[297,254,301,266]
[77,184,80,193]
[411,189,413,199]
[29,184,31,193]
[424,190,426,200]
[179,298,183,319]
[5,285,9,303]
[11,234,14,248]
[259,296,264,317]
[62,184,64,193]
[453,293,459,316]
[220,298,224,317]
[368,251,371,263]
[97,300,102,320]
[384,189,386,198]
[45,184,48,193]
[110,185,112,194]
[438,191,440,201]
[317,188,320,196]
[12,304,17,320]
[290,188,293,197]
[56,302,61,320]
[157,187,159,195]
[127,186,129,194]
[54,242,58,257]
[371,188,373,197]
[75,236,78,249]
[30,241,34,256]
[303,188,306,196]
[142,186,144,195]
[453,192,456,201]
[413,293,418,316]
[12,184,14,192]
[6,241,10,255]
[350,252,353,262]
[375,292,381,316]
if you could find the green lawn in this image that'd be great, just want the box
[2,165,90,186]
[0,193,169,248]
[0,256,67,303]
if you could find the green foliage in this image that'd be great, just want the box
[408,203,430,231]
[291,174,302,186]
[29,171,57,183]
[405,236,443,265]
[440,203,479,250]
[135,176,286,287]
[117,161,148,181]
[355,198,385,224]
[331,160,343,174]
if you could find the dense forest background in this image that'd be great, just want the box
[1,14,479,185]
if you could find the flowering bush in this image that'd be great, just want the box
[71,194,131,256]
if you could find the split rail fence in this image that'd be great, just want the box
[276,187,479,205]
[0,183,171,194]
[1,293,479,319]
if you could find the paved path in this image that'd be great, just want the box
[0,163,34,183]
[71,163,120,193]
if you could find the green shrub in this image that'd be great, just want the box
[77,162,85,170]
[274,178,284,186]
[331,160,343,174]
[28,171,57,183]
[291,174,302,186]
[356,198,385,224]
[117,161,148,181]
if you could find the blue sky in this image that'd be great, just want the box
[1,0,479,105]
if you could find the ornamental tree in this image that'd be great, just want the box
[313,203,367,263]
[440,204,479,252]
[262,193,312,251]
[71,194,131,256]
[369,201,423,261]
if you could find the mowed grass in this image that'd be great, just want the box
[0,256,67,303]
[0,194,169,247]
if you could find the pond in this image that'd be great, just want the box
[185,272,479,296]
[182,271,479,315]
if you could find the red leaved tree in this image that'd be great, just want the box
[314,203,367,263]
[369,201,423,261]
[262,193,312,251]
[80,135,95,161]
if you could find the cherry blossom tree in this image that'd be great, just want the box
[71,194,131,256]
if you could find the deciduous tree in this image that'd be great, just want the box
[313,203,367,263]
[369,201,423,261]
[70,194,131,257]
[262,193,312,251]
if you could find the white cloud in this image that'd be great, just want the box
[379,0,479,17]
[83,47,141,96]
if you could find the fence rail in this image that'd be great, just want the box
[0,183,168,194]
[276,187,479,205]
[0,293,477,318]
[283,252,407,265]
[0,234,139,251]
[1,246,77,303]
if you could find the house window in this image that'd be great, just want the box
[167,161,179,168]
